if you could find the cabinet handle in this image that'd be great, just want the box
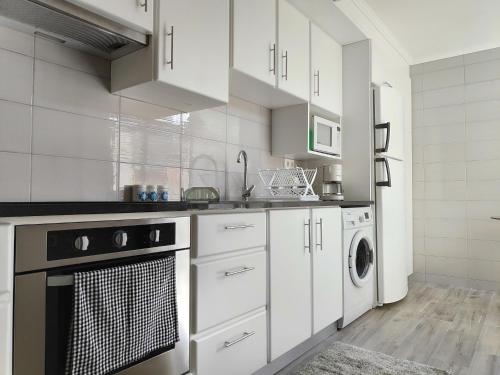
[224,331,255,348]
[304,219,310,254]
[138,0,148,12]
[164,25,174,69]
[281,50,288,80]
[224,224,255,230]
[269,43,276,74]
[224,266,255,277]
[314,70,320,96]
[316,218,323,250]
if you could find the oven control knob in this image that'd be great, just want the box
[149,229,160,243]
[113,231,128,248]
[359,215,365,223]
[74,235,90,251]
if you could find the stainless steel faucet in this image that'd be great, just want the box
[237,150,255,201]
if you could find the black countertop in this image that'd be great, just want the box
[0,200,374,217]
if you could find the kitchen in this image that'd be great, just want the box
[0,0,498,375]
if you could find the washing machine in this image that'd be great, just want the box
[338,207,376,329]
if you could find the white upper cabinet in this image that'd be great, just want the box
[231,0,276,87]
[277,0,310,101]
[66,0,153,33]
[157,0,229,104]
[111,0,229,112]
[311,207,343,334]
[310,23,342,116]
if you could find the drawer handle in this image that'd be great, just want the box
[224,266,255,277]
[224,224,255,230]
[224,331,255,348]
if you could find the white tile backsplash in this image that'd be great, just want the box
[0,25,34,56]
[34,60,119,120]
[413,46,500,288]
[0,152,31,201]
[120,124,181,167]
[0,100,31,153]
[0,26,281,202]
[181,136,226,171]
[31,155,117,201]
[0,48,33,105]
[32,107,119,161]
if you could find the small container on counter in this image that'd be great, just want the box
[131,185,148,202]
[146,185,158,201]
[157,185,169,201]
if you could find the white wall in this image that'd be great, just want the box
[0,25,284,202]
[411,47,500,291]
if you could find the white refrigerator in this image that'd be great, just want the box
[373,84,408,304]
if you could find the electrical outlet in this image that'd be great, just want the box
[284,159,295,169]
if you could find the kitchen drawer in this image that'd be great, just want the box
[193,213,266,257]
[193,250,266,332]
[191,311,267,375]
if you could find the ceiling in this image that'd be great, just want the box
[362,0,500,64]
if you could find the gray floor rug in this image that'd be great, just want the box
[293,342,450,375]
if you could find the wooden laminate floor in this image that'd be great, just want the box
[279,281,500,375]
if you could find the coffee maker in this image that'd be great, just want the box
[321,164,344,201]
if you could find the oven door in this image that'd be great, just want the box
[312,116,341,156]
[13,250,190,375]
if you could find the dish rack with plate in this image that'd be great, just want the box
[258,167,319,200]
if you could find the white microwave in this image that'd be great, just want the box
[311,116,341,157]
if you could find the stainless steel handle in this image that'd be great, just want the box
[224,266,255,277]
[314,70,320,96]
[139,0,148,12]
[316,218,323,250]
[304,219,310,253]
[282,50,288,80]
[224,224,255,230]
[224,331,255,348]
[164,25,174,69]
[47,275,74,287]
[270,43,276,74]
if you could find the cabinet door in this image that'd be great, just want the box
[311,207,343,334]
[269,209,311,360]
[66,0,153,33]
[157,0,229,103]
[277,0,309,100]
[232,0,276,86]
[310,23,342,115]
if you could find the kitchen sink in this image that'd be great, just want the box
[206,200,270,210]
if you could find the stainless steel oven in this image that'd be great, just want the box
[13,217,190,375]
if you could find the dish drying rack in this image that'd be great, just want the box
[258,167,319,200]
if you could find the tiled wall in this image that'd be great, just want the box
[411,47,500,291]
[0,25,284,202]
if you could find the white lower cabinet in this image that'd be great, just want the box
[191,311,267,375]
[192,250,266,332]
[269,209,312,360]
[311,208,343,334]
[191,213,268,375]
[269,207,342,360]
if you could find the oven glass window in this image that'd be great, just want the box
[316,123,332,147]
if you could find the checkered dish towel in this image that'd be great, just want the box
[65,256,179,375]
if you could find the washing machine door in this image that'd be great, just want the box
[349,230,374,287]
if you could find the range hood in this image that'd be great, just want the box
[0,0,148,59]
